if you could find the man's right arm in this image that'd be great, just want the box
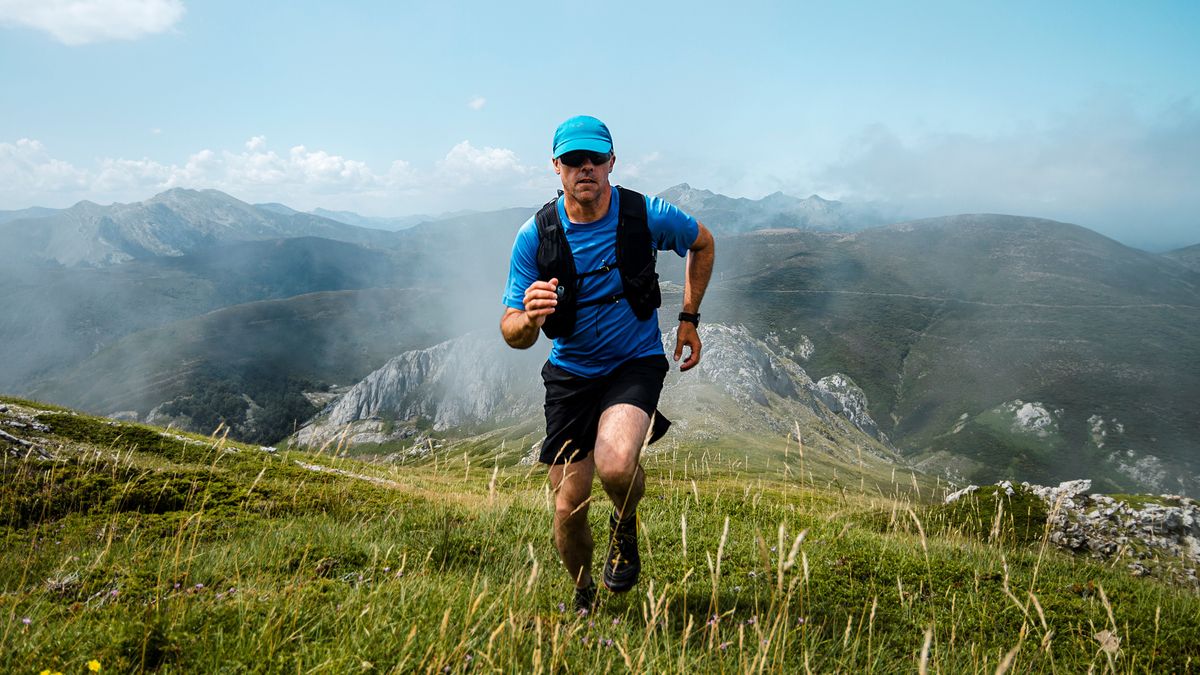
[500,278,559,349]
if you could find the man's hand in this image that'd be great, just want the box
[501,278,558,349]
[674,321,702,371]
[523,277,559,328]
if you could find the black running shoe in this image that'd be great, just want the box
[603,511,640,593]
[574,581,597,614]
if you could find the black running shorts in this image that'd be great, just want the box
[539,354,672,465]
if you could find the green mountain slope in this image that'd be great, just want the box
[3,397,1197,672]
[707,216,1200,493]
[29,287,453,443]
[0,237,405,391]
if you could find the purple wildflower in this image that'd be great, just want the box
[557,602,565,613]
[21,617,31,625]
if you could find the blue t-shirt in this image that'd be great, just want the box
[503,187,699,377]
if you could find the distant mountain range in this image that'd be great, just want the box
[0,188,400,267]
[2,186,1198,495]
[656,183,893,234]
[0,206,60,224]
[1165,243,1200,272]
[255,204,478,231]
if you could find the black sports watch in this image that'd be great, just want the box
[678,312,700,327]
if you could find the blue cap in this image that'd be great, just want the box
[552,115,613,158]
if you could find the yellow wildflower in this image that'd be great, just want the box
[88,660,102,672]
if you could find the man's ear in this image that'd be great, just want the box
[552,158,561,175]
[608,153,616,170]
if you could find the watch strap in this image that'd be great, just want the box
[678,311,700,326]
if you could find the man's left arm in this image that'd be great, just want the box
[674,222,714,371]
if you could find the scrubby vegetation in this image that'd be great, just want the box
[3,398,1198,673]
[160,370,318,445]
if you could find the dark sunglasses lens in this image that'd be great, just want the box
[561,151,607,167]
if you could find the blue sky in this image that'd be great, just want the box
[1,0,1197,248]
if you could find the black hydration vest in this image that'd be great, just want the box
[535,186,661,340]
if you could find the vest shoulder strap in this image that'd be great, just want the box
[616,186,648,230]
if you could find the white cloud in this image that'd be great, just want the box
[438,140,527,182]
[620,151,661,180]
[0,0,185,45]
[468,96,486,111]
[0,136,554,214]
[0,138,89,195]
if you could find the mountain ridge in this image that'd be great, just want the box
[655,182,893,234]
[0,187,401,267]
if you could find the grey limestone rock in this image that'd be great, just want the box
[813,373,883,440]
[976,479,1200,587]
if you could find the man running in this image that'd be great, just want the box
[500,115,715,611]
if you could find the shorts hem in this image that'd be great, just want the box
[601,398,656,417]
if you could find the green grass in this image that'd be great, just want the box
[3,401,1198,673]
[1106,494,1188,510]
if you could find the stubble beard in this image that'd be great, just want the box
[569,176,605,207]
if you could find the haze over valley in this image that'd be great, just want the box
[2,185,1197,496]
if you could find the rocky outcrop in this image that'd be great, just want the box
[813,374,883,440]
[668,324,812,406]
[296,332,544,447]
[297,323,894,453]
[948,479,1200,587]
[320,334,541,429]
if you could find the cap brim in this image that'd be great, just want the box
[553,138,613,158]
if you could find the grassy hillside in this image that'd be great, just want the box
[705,218,1200,493]
[4,397,1197,673]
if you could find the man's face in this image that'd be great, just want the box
[553,151,615,204]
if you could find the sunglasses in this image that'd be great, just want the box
[558,150,611,167]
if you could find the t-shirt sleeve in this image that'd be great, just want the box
[645,194,700,258]
[502,218,540,310]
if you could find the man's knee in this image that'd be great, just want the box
[594,446,639,485]
[555,501,590,532]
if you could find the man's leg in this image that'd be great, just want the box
[549,454,596,589]
[593,403,653,593]
[593,403,652,517]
